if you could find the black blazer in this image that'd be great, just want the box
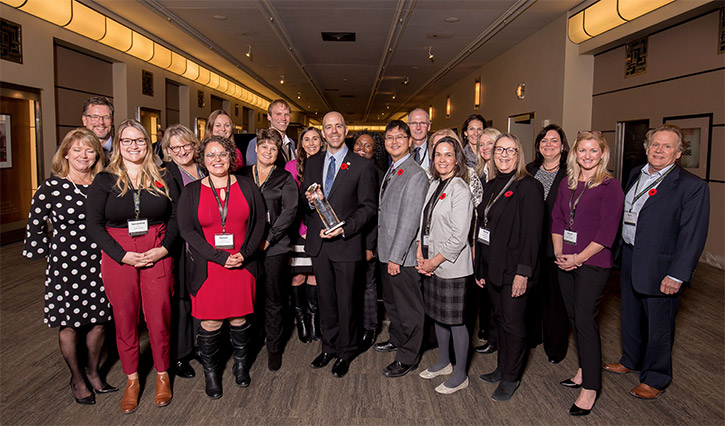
[302,150,377,262]
[474,174,544,287]
[240,166,299,256]
[363,166,384,254]
[164,161,189,297]
[525,162,567,258]
[177,176,266,296]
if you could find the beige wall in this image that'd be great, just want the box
[591,10,724,266]
[0,5,266,177]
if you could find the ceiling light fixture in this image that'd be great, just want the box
[402,77,410,85]
[428,46,434,61]
[297,92,301,99]
[245,45,252,59]
[392,93,396,100]
[280,75,285,84]
[567,0,675,44]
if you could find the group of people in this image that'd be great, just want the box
[23,95,709,417]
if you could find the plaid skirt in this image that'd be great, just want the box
[423,274,469,325]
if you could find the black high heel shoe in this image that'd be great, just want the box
[569,391,599,416]
[70,381,96,405]
[93,383,119,394]
[559,378,582,389]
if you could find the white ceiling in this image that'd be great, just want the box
[92,0,582,125]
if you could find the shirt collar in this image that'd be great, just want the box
[642,162,676,178]
[392,153,410,169]
[325,144,348,164]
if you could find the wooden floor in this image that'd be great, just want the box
[1,240,723,425]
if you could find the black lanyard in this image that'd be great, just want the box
[423,179,452,236]
[568,184,587,230]
[253,165,275,192]
[629,165,674,210]
[208,175,231,233]
[124,170,144,220]
[483,175,515,228]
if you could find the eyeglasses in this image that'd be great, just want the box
[84,114,112,122]
[120,138,147,146]
[169,143,193,154]
[408,122,429,127]
[205,151,229,160]
[385,135,409,143]
[494,147,518,155]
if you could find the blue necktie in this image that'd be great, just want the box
[324,156,336,198]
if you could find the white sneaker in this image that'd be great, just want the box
[419,363,453,379]
[435,377,469,394]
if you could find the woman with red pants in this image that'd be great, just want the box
[87,119,178,414]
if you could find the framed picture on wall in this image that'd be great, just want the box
[195,117,207,139]
[0,114,12,168]
[663,113,713,181]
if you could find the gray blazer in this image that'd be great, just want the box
[419,176,474,279]
[377,157,429,267]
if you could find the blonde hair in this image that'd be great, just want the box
[475,128,502,177]
[566,131,612,189]
[107,119,171,199]
[51,128,104,178]
[161,124,199,162]
[488,133,528,181]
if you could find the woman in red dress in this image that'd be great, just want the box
[177,135,265,399]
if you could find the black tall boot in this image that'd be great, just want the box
[229,322,252,387]
[291,285,311,343]
[196,328,223,399]
[307,284,321,341]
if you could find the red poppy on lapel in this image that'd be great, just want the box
[649,188,657,196]
[340,163,349,170]
[440,193,446,200]
[397,169,404,176]
[504,191,513,197]
[155,180,164,188]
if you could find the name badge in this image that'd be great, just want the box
[127,219,149,236]
[477,227,490,245]
[214,233,235,249]
[623,211,637,226]
[422,235,430,248]
[563,229,578,246]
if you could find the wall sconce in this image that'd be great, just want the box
[474,78,481,109]
[567,0,675,44]
[445,95,451,118]
[516,83,526,100]
[428,105,433,121]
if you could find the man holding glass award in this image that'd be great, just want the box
[303,111,377,378]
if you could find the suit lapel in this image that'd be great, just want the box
[640,165,680,213]
[380,157,415,203]
[327,152,354,200]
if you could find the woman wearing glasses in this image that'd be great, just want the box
[474,133,544,402]
[551,131,623,416]
[177,135,265,399]
[161,124,204,379]
[86,119,179,413]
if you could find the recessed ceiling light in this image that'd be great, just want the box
[212,15,227,20]
[444,17,459,23]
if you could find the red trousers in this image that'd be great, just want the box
[102,224,174,375]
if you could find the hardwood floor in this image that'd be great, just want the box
[1,240,723,425]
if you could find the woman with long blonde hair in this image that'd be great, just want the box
[87,119,179,414]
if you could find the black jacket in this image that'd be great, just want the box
[525,161,567,258]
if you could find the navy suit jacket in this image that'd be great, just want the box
[624,164,709,296]
[302,150,377,262]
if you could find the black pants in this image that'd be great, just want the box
[362,259,379,331]
[170,294,194,361]
[262,252,290,353]
[380,263,425,365]
[487,282,527,382]
[558,264,609,391]
[540,258,570,361]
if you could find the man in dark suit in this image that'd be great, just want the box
[604,124,710,399]
[303,111,377,378]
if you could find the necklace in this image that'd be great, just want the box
[542,163,560,172]
[66,175,89,198]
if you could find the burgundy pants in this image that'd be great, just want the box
[102,224,174,375]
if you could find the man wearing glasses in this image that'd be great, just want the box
[81,96,114,164]
[407,108,432,171]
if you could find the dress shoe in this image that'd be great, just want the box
[154,372,172,407]
[360,329,377,351]
[479,369,502,383]
[491,380,520,401]
[174,358,196,379]
[120,378,140,414]
[630,383,663,399]
[548,357,563,364]
[435,377,469,394]
[70,381,95,405]
[569,391,599,416]
[331,358,350,378]
[373,341,397,352]
[477,329,488,341]
[310,352,335,369]
[474,342,497,354]
[559,378,582,389]
[419,363,453,379]
[382,361,416,378]
[93,383,119,394]
[268,351,282,371]
[603,362,632,374]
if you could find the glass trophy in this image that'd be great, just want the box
[306,183,345,235]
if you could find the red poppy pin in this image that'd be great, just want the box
[440,193,446,200]
[155,180,164,188]
[397,169,404,176]
[504,191,513,197]
[340,162,349,170]
[648,188,657,196]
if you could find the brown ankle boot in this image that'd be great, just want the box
[121,378,140,414]
[154,372,172,406]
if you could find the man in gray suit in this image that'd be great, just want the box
[374,120,430,377]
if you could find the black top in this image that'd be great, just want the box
[363,165,384,253]
[86,170,179,263]
[164,161,194,298]
[474,171,544,286]
[177,175,266,296]
[240,166,299,256]
[526,161,567,258]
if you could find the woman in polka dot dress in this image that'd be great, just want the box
[23,128,116,405]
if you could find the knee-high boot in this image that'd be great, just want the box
[307,284,321,341]
[291,285,311,343]
[229,322,252,387]
[196,328,223,399]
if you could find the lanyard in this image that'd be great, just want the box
[568,184,587,230]
[208,175,231,233]
[423,179,452,236]
[253,165,275,192]
[629,166,674,211]
[124,170,144,220]
[483,175,516,228]
[179,165,204,181]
